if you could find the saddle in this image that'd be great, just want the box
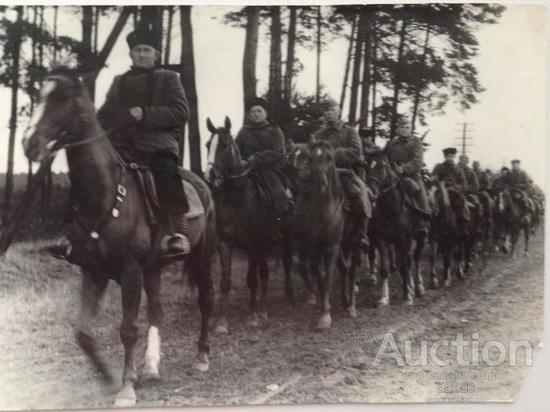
[122,160,205,247]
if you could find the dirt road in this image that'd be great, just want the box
[0,234,544,409]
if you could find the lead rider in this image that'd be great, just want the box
[50,26,192,259]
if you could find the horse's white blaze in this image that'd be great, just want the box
[315,148,322,156]
[371,160,377,168]
[293,149,301,168]
[24,80,56,140]
[144,326,161,374]
[205,134,219,181]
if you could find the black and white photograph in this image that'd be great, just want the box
[0,1,547,409]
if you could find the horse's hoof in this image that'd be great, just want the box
[367,273,378,286]
[192,352,210,372]
[141,366,160,382]
[259,311,268,322]
[415,283,425,298]
[402,296,414,306]
[214,318,229,334]
[444,277,452,288]
[377,297,389,307]
[348,307,358,318]
[316,313,332,330]
[305,293,317,305]
[114,384,137,407]
[247,314,260,328]
[429,277,439,290]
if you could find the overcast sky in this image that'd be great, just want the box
[0,3,547,188]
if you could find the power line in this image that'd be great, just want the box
[455,122,474,156]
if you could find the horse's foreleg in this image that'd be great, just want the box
[413,234,426,297]
[115,260,143,407]
[429,240,439,289]
[258,251,269,322]
[347,249,361,318]
[246,254,259,327]
[377,241,390,306]
[398,244,414,306]
[299,248,316,305]
[316,245,339,330]
[282,238,294,302]
[142,267,162,380]
[215,241,232,334]
[338,252,349,309]
[76,271,111,383]
[454,243,465,280]
[524,224,530,255]
[443,243,452,287]
[366,238,378,285]
[188,249,214,372]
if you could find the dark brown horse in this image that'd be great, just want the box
[428,184,466,287]
[286,141,363,328]
[365,154,426,305]
[205,117,290,332]
[494,188,530,257]
[22,72,215,407]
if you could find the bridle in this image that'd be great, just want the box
[206,130,251,185]
[366,157,399,198]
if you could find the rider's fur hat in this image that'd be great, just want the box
[443,147,457,156]
[511,159,521,164]
[127,28,160,51]
[245,97,269,113]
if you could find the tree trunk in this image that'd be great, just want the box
[52,6,59,61]
[81,6,95,99]
[268,6,282,123]
[283,6,297,108]
[93,6,99,54]
[84,7,132,98]
[315,6,322,103]
[242,6,259,112]
[370,17,378,132]
[180,6,201,173]
[339,15,357,114]
[389,18,408,139]
[348,10,365,123]
[3,6,23,225]
[359,9,372,129]
[164,6,175,65]
[411,26,431,134]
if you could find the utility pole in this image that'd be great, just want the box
[316,5,322,103]
[455,122,474,156]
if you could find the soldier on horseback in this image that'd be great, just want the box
[49,27,192,259]
[430,147,470,235]
[311,99,370,249]
[95,27,191,256]
[503,159,532,215]
[383,115,432,236]
[235,97,290,221]
[457,155,482,221]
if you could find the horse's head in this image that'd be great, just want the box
[307,140,337,192]
[204,116,239,188]
[365,153,394,198]
[22,68,90,162]
[287,143,310,180]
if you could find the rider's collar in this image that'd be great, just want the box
[128,66,157,75]
[326,120,344,130]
